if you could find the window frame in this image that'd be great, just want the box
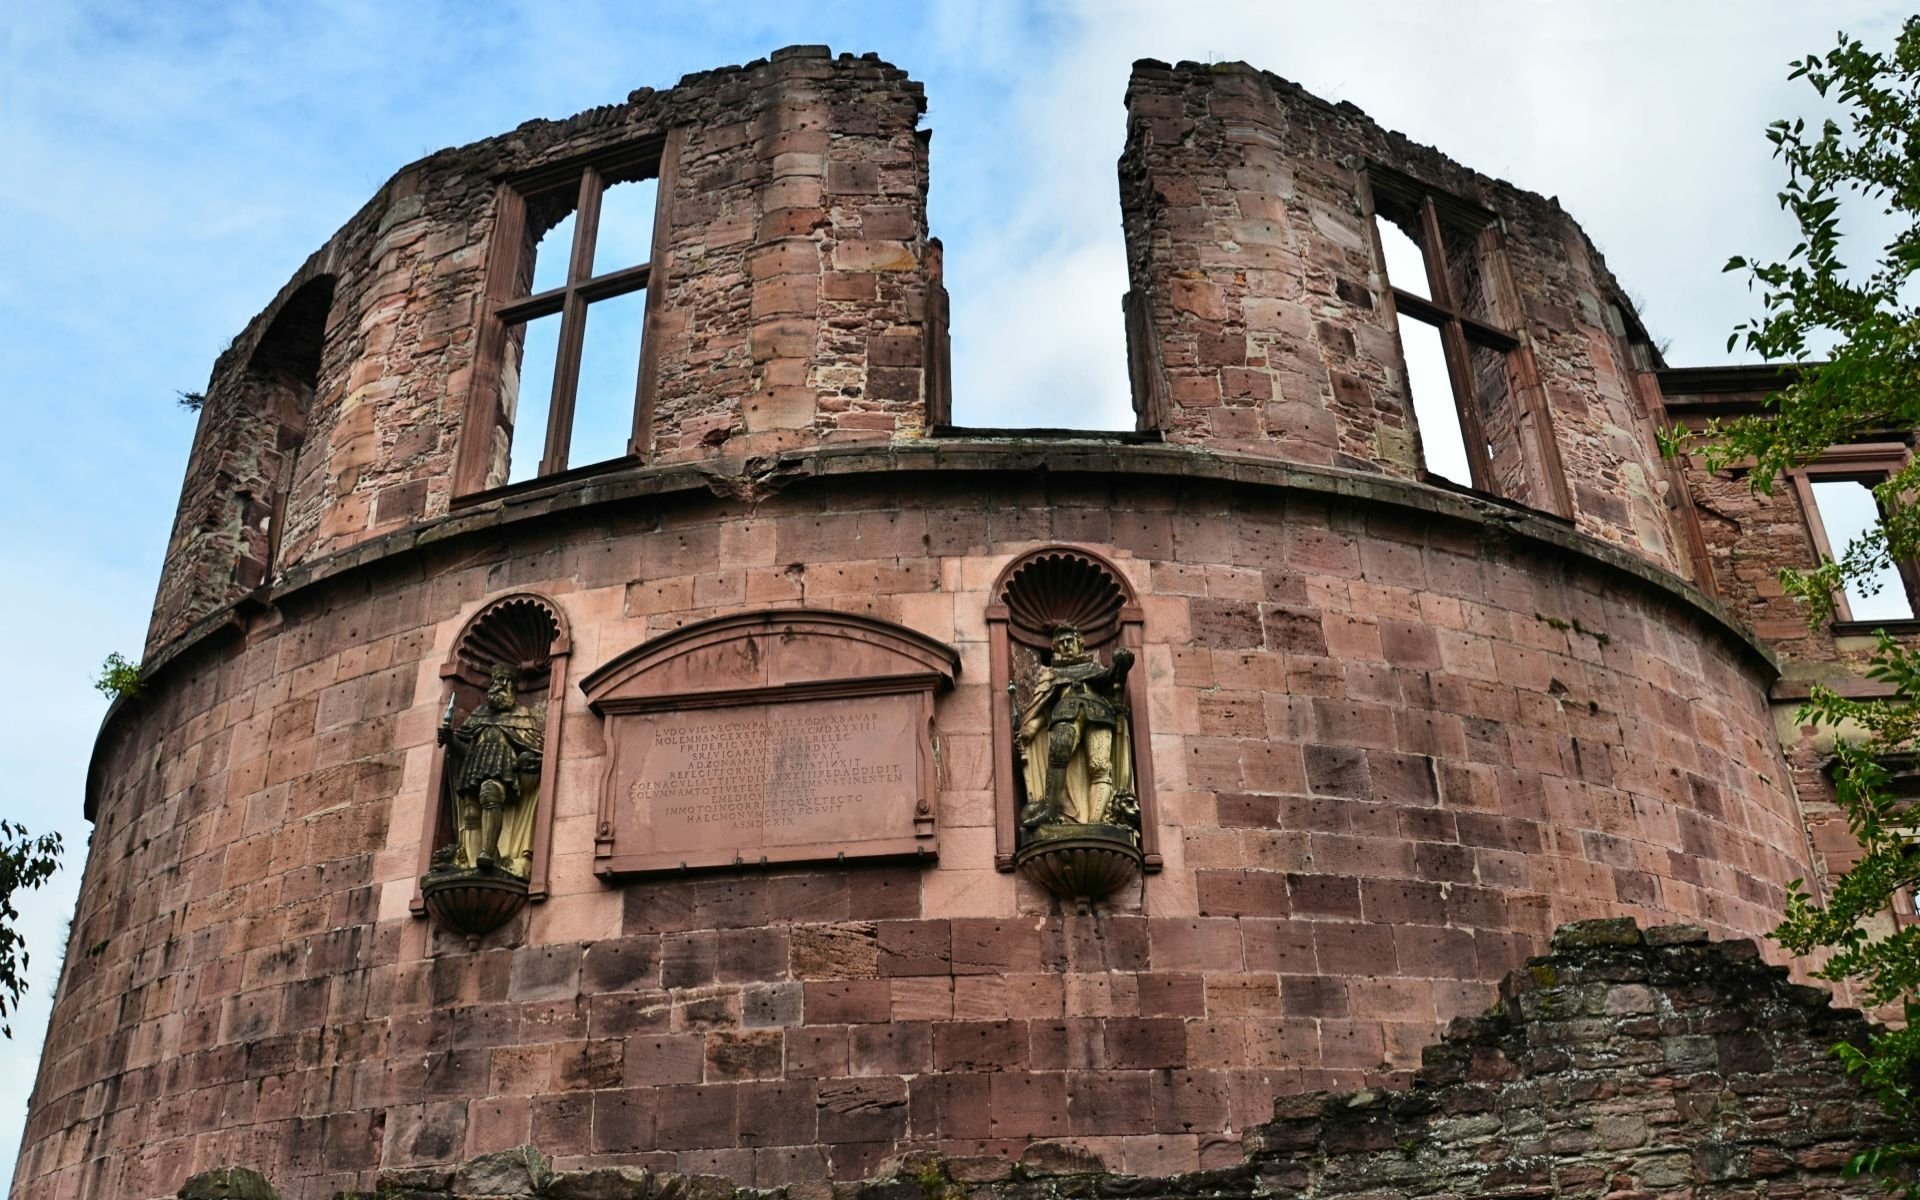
[453,132,683,497]
[1787,442,1920,626]
[1363,166,1571,516]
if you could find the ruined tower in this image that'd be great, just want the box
[13,47,1896,1200]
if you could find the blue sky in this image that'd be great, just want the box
[0,0,1907,1183]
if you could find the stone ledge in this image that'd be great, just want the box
[259,441,1780,672]
[93,438,1779,822]
[143,438,1773,684]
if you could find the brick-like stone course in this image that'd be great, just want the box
[21,457,1819,1200]
[325,920,1893,1200]
[148,47,938,653]
[1120,61,1683,578]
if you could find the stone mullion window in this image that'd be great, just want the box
[1786,443,1920,626]
[1367,168,1572,516]
[455,133,682,496]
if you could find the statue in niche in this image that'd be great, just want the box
[436,663,545,875]
[1015,625,1139,840]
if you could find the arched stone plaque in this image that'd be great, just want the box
[581,609,958,877]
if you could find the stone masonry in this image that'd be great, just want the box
[331,921,1897,1199]
[15,45,1906,1200]
[1120,62,1684,579]
[149,48,938,654]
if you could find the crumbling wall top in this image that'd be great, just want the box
[1120,58,1694,584]
[147,47,942,656]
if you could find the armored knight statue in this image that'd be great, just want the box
[1016,625,1138,838]
[436,663,545,875]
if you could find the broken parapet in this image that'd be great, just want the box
[148,47,940,653]
[1120,60,1689,580]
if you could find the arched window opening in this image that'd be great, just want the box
[240,275,335,585]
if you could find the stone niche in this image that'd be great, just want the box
[988,546,1162,882]
[582,609,958,876]
[413,592,572,915]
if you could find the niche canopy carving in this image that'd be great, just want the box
[414,593,571,942]
[990,548,1161,903]
[582,610,958,877]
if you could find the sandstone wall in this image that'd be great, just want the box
[194,920,1898,1200]
[31,41,1869,1200]
[1663,367,1920,932]
[1120,61,1685,577]
[22,449,1812,1200]
[147,48,938,654]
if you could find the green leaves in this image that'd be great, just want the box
[92,651,139,700]
[1710,18,1920,1198]
[0,822,62,1039]
[1654,424,1692,462]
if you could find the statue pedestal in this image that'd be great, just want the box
[1014,823,1142,907]
[421,866,529,948]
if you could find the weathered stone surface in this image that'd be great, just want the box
[451,1146,554,1195]
[327,923,1892,1200]
[178,1167,280,1199]
[146,46,938,653]
[544,1168,653,1200]
[1549,916,1642,948]
[20,37,1894,1200]
[1119,61,1681,581]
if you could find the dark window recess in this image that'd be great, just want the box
[1369,176,1523,499]
[496,159,663,485]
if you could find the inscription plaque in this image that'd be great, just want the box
[622,695,918,861]
[581,609,958,877]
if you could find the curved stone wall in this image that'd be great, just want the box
[146,47,938,655]
[16,448,1810,1199]
[17,43,1834,1200]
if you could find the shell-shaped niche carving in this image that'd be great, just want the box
[999,550,1128,649]
[452,594,565,691]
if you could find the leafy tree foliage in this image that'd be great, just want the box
[0,822,62,1039]
[1686,18,1920,1194]
[93,652,140,700]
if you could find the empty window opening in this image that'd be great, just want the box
[1370,174,1524,501]
[572,287,649,468]
[595,177,659,274]
[506,313,562,485]
[1375,217,1430,302]
[242,274,335,578]
[492,155,664,486]
[1396,314,1469,487]
[1808,477,1915,621]
[528,210,577,296]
